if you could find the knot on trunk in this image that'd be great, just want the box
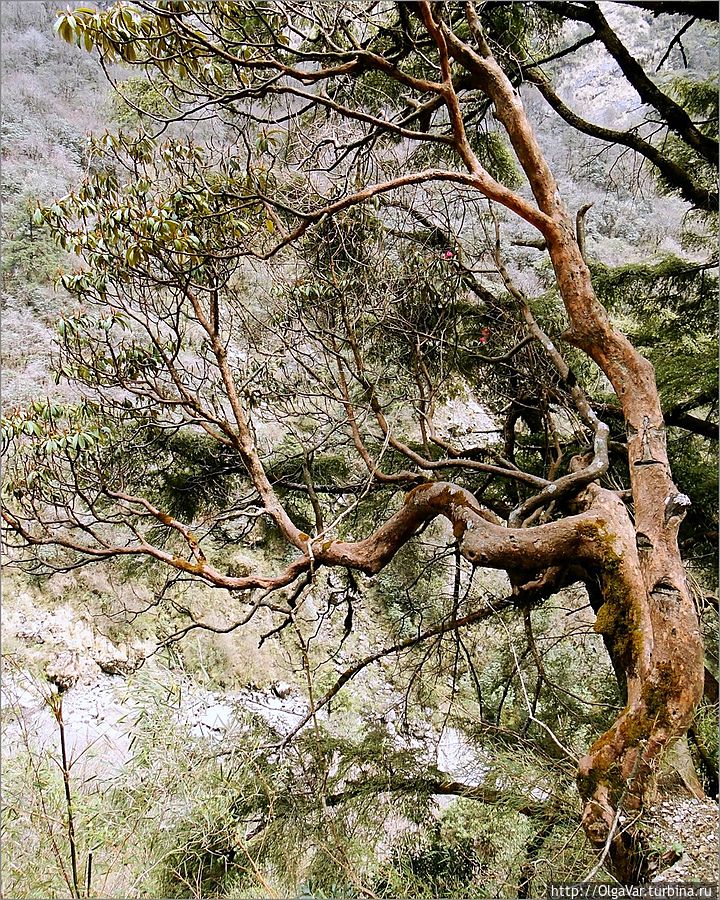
[579,792,615,846]
[664,492,691,524]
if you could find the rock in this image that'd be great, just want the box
[45,651,92,691]
[93,637,143,677]
[646,794,719,884]
[96,657,139,676]
[193,702,235,735]
[271,681,292,699]
[436,726,489,787]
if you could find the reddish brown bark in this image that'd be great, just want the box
[437,8,704,877]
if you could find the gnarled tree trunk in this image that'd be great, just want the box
[437,13,705,879]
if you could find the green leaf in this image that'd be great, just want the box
[54,14,76,44]
[22,421,40,437]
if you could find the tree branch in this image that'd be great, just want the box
[526,68,717,211]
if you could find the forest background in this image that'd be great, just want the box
[0,1,718,898]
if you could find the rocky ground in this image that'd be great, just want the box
[646,795,719,885]
[1,585,490,790]
[2,578,717,897]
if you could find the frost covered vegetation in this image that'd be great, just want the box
[1,1,718,897]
